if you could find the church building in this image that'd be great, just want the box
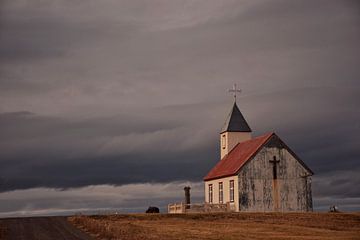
[204,99,313,212]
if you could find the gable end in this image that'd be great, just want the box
[234,134,313,176]
[258,134,313,175]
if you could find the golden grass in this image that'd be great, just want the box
[68,212,360,240]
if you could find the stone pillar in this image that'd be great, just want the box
[184,186,191,209]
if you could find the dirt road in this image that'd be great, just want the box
[0,216,92,240]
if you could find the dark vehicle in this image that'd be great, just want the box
[146,206,160,213]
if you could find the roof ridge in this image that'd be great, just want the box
[241,132,273,144]
[221,142,240,160]
[220,132,273,160]
[204,132,274,181]
[232,132,274,174]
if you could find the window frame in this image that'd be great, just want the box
[229,180,234,202]
[219,182,223,204]
[208,184,213,203]
[221,134,226,149]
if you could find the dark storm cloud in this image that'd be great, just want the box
[0,6,77,63]
[247,86,360,173]
[313,170,360,199]
[0,0,139,63]
[0,86,359,196]
[0,107,218,191]
[0,182,205,216]
[0,0,359,214]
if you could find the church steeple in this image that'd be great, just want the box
[221,102,251,133]
[220,85,252,159]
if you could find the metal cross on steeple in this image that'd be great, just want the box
[228,83,241,101]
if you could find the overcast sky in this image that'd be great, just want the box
[0,0,359,216]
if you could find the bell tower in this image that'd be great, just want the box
[220,85,252,159]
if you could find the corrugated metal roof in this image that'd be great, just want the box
[204,132,273,181]
[221,102,251,133]
[203,132,314,181]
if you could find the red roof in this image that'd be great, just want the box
[204,132,274,181]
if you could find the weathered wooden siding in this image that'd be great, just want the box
[238,137,313,212]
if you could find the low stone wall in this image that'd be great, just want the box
[168,203,233,214]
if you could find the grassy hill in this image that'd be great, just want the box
[69,212,360,240]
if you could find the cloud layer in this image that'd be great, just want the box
[0,182,205,217]
[0,0,359,214]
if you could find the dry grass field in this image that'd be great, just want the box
[69,212,360,240]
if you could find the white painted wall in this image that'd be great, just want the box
[237,145,313,212]
[204,176,239,211]
[220,132,251,159]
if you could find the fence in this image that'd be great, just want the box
[168,202,235,214]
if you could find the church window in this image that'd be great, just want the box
[208,184,213,203]
[222,134,226,149]
[229,180,234,202]
[219,182,223,203]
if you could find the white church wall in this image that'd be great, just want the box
[204,176,239,212]
[220,132,252,159]
[237,142,312,212]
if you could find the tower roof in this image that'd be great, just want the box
[221,102,251,133]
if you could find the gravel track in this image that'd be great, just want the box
[0,216,92,240]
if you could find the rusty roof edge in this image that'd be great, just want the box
[233,132,275,176]
[203,132,274,181]
[221,141,241,160]
[235,132,314,176]
[202,141,242,180]
[204,173,236,181]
